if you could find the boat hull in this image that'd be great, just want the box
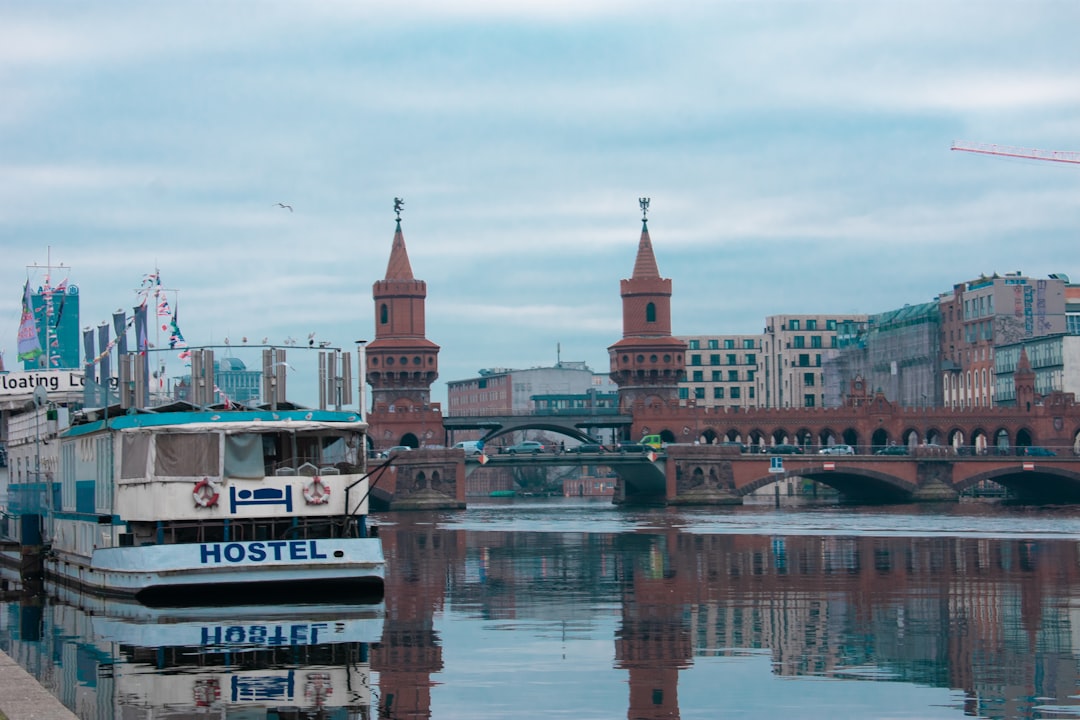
[45,536,385,604]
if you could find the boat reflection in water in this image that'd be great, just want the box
[1,588,383,719]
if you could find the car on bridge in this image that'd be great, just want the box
[569,441,606,454]
[769,444,803,454]
[616,441,650,453]
[1024,446,1057,456]
[875,445,909,456]
[819,444,855,455]
[504,440,548,455]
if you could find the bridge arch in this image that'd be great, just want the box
[925,427,945,446]
[947,428,965,451]
[971,428,990,454]
[901,428,920,447]
[739,467,917,502]
[993,427,1011,454]
[842,428,860,448]
[871,428,890,450]
[957,466,1080,502]
[1015,428,1033,448]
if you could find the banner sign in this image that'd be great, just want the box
[0,370,116,399]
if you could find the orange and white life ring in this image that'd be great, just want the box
[193,478,220,508]
[303,476,331,505]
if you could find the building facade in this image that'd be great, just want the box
[757,314,867,409]
[994,334,1080,406]
[678,335,762,409]
[939,272,1067,408]
[447,362,617,415]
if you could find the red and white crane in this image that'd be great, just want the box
[951,141,1080,165]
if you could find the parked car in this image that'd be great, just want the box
[616,442,649,453]
[875,445,909,456]
[1024,446,1057,456]
[819,444,854,455]
[505,440,547,455]
[769,444,803,454]
[718,441,749,453]
[640,434,664,450]
[570,442,606,454]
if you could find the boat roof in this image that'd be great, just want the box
[64,407,366,437]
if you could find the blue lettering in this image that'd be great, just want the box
[267,541,287,560]
[200,544,222,563]
[309,541,327,559]
[225,626,246,644]
[223,544,245,562]
[267,626,288,646]
[248,542,266,562]
[248,626,267,644]
[289,541,308,560]
[291,625,309,644]
[202,626,222,644]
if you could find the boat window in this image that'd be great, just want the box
[224,433,265,479]
[155,433,219,476]
[121,434,151,479]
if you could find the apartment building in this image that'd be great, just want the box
[678,335,762,409]
[758,314,867,408]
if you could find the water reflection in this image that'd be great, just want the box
[5,502,1080,719]
[1,593,381,718]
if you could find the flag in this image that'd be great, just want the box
[169,308,191,360]
[134,303,148,356]
[17,280,43,362]
[157,294,171,318]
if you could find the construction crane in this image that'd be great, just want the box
[951,141,1080,165]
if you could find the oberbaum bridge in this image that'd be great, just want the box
[361,200,1080,510]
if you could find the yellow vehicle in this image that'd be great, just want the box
[640,434,663,450]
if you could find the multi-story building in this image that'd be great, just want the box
[678,335,762,409]
[994,334,1080,406]
[939,272,1066,408]
[447,362,617,415]
[823,302,941,408]
[758,314,867,408]
[172,356,262,406]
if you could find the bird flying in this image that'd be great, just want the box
[275,202,293,212]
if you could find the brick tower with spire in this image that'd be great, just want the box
[607,199,687,411]
[365,198,444,450]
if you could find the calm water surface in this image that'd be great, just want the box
[4,498,1080,719]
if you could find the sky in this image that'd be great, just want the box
[3,1,1080,408]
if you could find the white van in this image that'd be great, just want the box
[453,440,484,456]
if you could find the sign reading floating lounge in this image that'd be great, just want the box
[0,370,116,399]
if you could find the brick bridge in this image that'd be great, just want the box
[367,444,1080,509]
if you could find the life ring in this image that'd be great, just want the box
[303,476,331,505]
[193,478,220,508]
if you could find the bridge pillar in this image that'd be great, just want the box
[665,446,743,506]
[374,450,467,511]
[911,459,960,502]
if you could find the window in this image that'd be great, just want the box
[745,353,756,365]
[714,387,724,399]
[789,319,800,330]
[747,369,755,382]
[694,387,705,399]
[690,354,701,366]
[811,336,822,349]
[712,371,722,381]
[743,339,755,349]
[710,354,720,365]
[730,387,741,399]
[815,354,821,367]
[804,394,815,407]
[688,339,700,350]
[708,339,719,349]
[826,319,836,330]
[646,302,656,322]
[678,387,688,399]
[798,354,810,367]
[692,370,703,382]
[807,319,817,330]
[749,387,755,399]
[728,370,739,382]
[793,336,805,349]
[804,372,815,386]
[724,339,735,349]
[727,354,737,365]
[380,303,389,324]
[831,336,837,348]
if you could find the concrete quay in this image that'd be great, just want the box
[0,649,78,720]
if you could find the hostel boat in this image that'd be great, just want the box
[3,394,384,605]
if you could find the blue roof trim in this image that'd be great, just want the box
[63,409,363,437]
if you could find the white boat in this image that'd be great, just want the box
[3,394,384,604]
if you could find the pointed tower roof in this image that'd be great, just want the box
[631,220,661,280]
[384,219,415,280]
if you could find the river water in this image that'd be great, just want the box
[4,497,1080,719]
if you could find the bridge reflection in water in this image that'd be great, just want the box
[369,504,1080,719]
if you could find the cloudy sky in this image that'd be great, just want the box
[3,1,1080,407]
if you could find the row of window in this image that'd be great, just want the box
[690,369,757,383]
[689,353,757,367]
[679,386,755,400]
[687,338,758,350]
[782,319,838,331]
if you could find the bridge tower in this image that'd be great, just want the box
[365,199,444,450]
[607,198,687,412]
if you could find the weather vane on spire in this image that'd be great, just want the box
[394,197,405,221]
[639,197,650,221]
